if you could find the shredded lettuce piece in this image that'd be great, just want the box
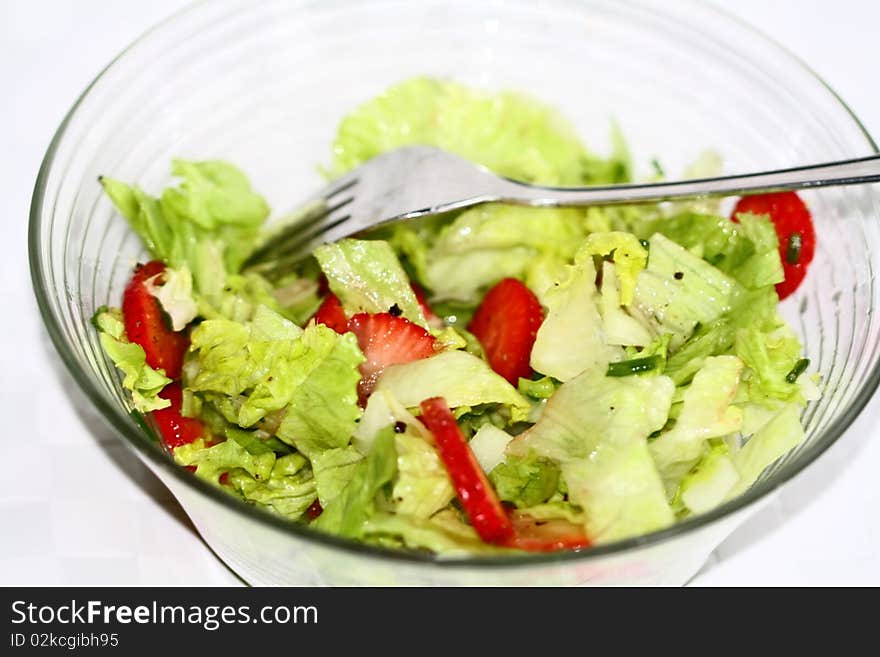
[735,325,805,406]
[468,424,514,474]
[489,452,561,508]
[313,239,426,327]
[312,426,398,539]
[599,261,655,347]
[173,438,275,486]
[92,307,172,412]
[530,256,623,381]
[375,350,530,422]
[362,510,514,556]
[578,232,647,305]
[650,355,744,496]
[101,160,268,282]
[509,373,674,542]
[227,453,317,520]
[391,434,456,518]
[677,442,739,515]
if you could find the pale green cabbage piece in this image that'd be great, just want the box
[650,355,744,496]
[313,426,398,539]
[375,350,530,421]
[509,374,675,543]
[530,256,623,381]
[313,238,426,327]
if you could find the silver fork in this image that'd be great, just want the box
[243,145,880,275]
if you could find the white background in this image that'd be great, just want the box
[2,0,878,586]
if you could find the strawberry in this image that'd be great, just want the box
[731,191,816,300]
[347,313,437,399]
[507,512,591,552]
[467,278,544,385]
[419,397,515,545]
[305,499,323,520]
[122,260,189,379]
[311,293,348,334]
[152,383,205,448]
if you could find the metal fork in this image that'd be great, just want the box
[243,145,880,275]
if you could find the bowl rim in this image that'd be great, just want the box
[28,0,880,571]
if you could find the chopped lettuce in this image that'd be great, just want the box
[728,404,805,497]
[468,424,514,474]
[313,239,426,327]
[599,262,655,347]
[649,355,744,496]
[92,307,172,412]
[375,350,530,422]
[489,452,560,508]
[101,159,268,283]
[351,389,431,455]
[530,256,623,381]
[187,309,363,456]
[311,446,364,507]
[631,233,737,344]
[362,510,513,556]
[227,453,317,520]
[422,204,586,301]
[677,442,739,515]
[509,373,675,542]
[313,426,398,539]
[173,438,275,486]
[735,325,805,406]
[332,77,588,185]
[579,231,648,305]
[391,434,456,518]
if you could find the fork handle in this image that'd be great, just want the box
[491,154,880,206]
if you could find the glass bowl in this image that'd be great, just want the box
[29,0,880,585]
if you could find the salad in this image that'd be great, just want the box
[92,77,818,555]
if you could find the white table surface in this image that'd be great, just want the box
[2,0,878,587]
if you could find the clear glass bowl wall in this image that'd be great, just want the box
[30,0,880,584]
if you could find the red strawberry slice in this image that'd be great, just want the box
[419,397,515,545]
[507,511,591,552]
[152,383,205,448]
[305,499,323,520]
[467,278,544,385]
[122,260,189,379]
[411,282,441,326]
[347,313,437,400]
[731,191,816,300]
[311,293,348,334]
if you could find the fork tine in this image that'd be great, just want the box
[242,173,359,270]
[248,211,353,278]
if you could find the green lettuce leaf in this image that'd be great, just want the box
[173,438,275,485]
[530,256,623,381]
[677,442,739,515]
[312,426,398,539]
[631,233,737,344]
[649,355,744,496]
[313,238,426,327]
[644,212,783,289]
[351,389,431,454]
[508,373,674,543]
[735,325,805,406]
[92,307,172,412]
[375,350,530,422]
[422,204,586,301]
[579,231,648,305]
[728,404,805,497]
[331,77,588,185]
[311,446,365,507]
[101,159,269,283]
[489,452,561,508]
[187,307,363,453]
[599,261,655,347]
[227,453,317,520]
[362,510,514,556]
[391,434,456,518]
